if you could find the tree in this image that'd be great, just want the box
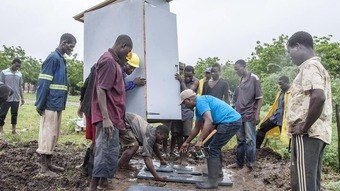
[0,46,40,92]
[66,58,84,95]
[194,57,220,79]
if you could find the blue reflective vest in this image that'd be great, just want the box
[35,49,68,111]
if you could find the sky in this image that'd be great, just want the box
[1,0,340,65]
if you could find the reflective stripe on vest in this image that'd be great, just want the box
[39,74,53,81]
[50,84,67,91]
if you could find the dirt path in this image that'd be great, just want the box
[0,141,335,191]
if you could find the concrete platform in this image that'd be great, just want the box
[137,164,233,186]
[127,185,194,191]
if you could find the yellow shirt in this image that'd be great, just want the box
[197,77,206,96]
[286,57,332,144]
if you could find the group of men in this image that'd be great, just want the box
[0,30,332,191]
[175,31,332,191]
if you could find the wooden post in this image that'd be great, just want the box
[336,104,340,172]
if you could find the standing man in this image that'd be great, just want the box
[197,67,211,96]
[179,89,242,189]
[88,35,133,191]
[171,65,199,157]
[286,31,332,191]
[230,59,262,172]
[0,58,24,135]
[256,76,290,148]
[202,63,230,103]
[35,33,77,177]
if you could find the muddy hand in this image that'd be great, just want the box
[195,140,203,151]
[180,142,189,153]
[155,175,167,181]
[289,122,307,135]
[103,118,114,138]
[133,77,146,86]
[175,73,182,82]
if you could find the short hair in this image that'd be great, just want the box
[184,65,195,73]
[12,58,21,64]
[279,75,289,83]
[114,34,133,48]
[0,84,13,99]
[235,59,246,67]
[156,124,169,136]
[212,63,221,71]
[287,31,313,49]
[60,33,77,44]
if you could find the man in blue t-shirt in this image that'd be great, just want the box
[179,89,242,189]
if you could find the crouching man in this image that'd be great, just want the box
[116,112,169,181]
[179,89,242,189]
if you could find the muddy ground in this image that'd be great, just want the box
[0,140,337,191]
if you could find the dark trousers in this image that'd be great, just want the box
[256,119,280,148]
[205,119,242,158]
[291,134,326,191]
[0,101,20,126]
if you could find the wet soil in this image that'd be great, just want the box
[0,141,336,191]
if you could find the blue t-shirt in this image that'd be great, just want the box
[195,95,241,124]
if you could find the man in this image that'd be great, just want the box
[202,63,230,103]
[116,112,169,181]
[0,58,25,135]
[286,31,332,191]
[197,67,211,95]
[230,59,262,172]
[78,52,145,144]
[35,33,77,177]
[88,34,132,191]
[78,53,145,177]
[179,89,242,189]
[171,65,199,156]
[122,52,146,91]
[256,76,290,148]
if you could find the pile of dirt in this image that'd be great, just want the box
[0,141,329,191]
[0,141,87,191]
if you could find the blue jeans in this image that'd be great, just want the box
[236,121,256,166]
[205,119,242,159]
[92,122,120,178]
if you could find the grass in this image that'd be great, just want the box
[1,93,89,146]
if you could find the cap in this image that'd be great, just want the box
[179,89,196,105]
[205,67,211,73]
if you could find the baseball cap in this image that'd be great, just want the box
[205,67,211,73]
[179,89,196,105]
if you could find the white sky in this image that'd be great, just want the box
[1,0,339,65]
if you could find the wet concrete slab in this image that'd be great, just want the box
[127,185,194,191]
[137,164,233,186]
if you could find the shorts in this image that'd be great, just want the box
[119,128,139,150]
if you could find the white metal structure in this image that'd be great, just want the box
[75,0,181,121]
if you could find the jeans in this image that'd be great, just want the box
[236,121,256,166]
[92,122,120,178]
[205,119,242,159]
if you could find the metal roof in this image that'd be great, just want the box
[73,0,120,23]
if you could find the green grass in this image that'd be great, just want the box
[1,93,89,146]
